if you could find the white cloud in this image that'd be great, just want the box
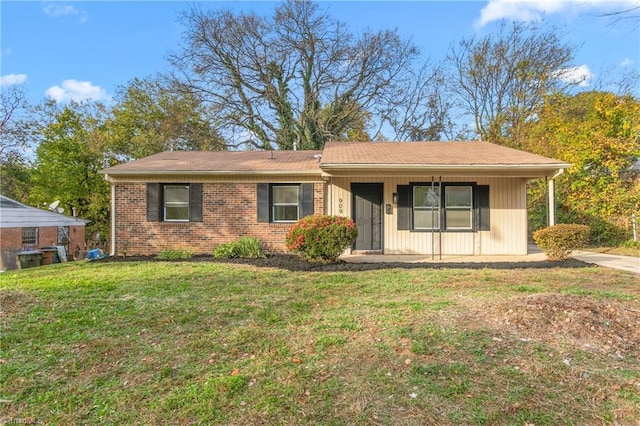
[476,0,640,27]
[620,57,635,67]
[45,79,111,103]
[43,3,88,23]
[554,65,594,87]
[0,73,28,86]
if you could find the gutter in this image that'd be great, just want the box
[99,169,323,180]
[319,163,571,172]
[107,174,116,257]
[550,168,565,180]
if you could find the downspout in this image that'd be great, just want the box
[109,177,116,256]
[548,169,564,227]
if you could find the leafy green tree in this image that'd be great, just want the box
[106,76,225,161]
[0,151,32,201]
[30,102,110,241]
[170,0,449,149]
[525,92,640,244]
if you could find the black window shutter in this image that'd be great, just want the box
[257,183,269,222]
[147,183,161,222]
[300,183,314,218]
[477,185,490,231]
[189,183,203,222]
[397,185,411,230]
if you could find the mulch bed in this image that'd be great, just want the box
[93,254,591,272]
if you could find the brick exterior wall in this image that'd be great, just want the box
[113,182,325,256]
[0,225,87,270]
[1,225,86,252]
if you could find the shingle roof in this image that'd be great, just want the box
[101,142,569,178]
[0,196,89,228]
[102,150,323,175]
[320,141,567,167]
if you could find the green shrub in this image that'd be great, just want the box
[213,237,266,259]
[155,249,193,260]
[533,224,590,261]
[285,214,357,263]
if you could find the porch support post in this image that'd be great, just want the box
[548,169,564,227]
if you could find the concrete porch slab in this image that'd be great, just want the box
[342,245,547,264]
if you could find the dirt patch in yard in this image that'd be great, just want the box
[462,294,640,358]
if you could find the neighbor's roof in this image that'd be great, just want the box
[321,141,569,170]
[0,196,89,228]
[101,150,324,176]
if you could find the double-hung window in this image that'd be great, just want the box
[444,186,473,230]
[164,184,190,222]
[257,183,314,223]
[146,183,203,222]
[413,185,440,230]
[272,185,299,222]
[397,183,489,232]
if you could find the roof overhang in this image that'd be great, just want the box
[101,169,323,183]
[320,163,570,178]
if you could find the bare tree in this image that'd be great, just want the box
[448,21,576,148]
[170,0,449,150]
[599,5,640,29]
[0,83,31,159]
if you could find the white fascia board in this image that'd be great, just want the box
[101,169,322,177]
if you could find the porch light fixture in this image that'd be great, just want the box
[392,192,398,204]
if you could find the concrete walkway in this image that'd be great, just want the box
[342,246,639,274]
[572,251,640,274]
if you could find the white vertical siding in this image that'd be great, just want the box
[478,177,529,255]
[328,175,528,255]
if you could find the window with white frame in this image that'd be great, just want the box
[413,185,440,230]
[398,183,489,232]
[272,185,300,222]
[444,185,473,230]
[163,184,190,221]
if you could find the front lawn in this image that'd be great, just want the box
[1,260,639,424]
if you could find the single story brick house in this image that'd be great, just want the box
[100,141,569,257]
[0,195,88,270]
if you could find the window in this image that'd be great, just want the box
[257,183,314,223]
[397,183,490,232]
[164,184,190,221]
[444,186,473,230]
[272,185,299,222]
[22,227,38,246]
[146,183,202,222]
[413,185,440,230]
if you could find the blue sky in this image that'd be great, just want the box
[1,0,639,105]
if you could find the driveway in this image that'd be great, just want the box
[572,251,640,274]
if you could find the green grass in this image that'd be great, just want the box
[1,261,639,424]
